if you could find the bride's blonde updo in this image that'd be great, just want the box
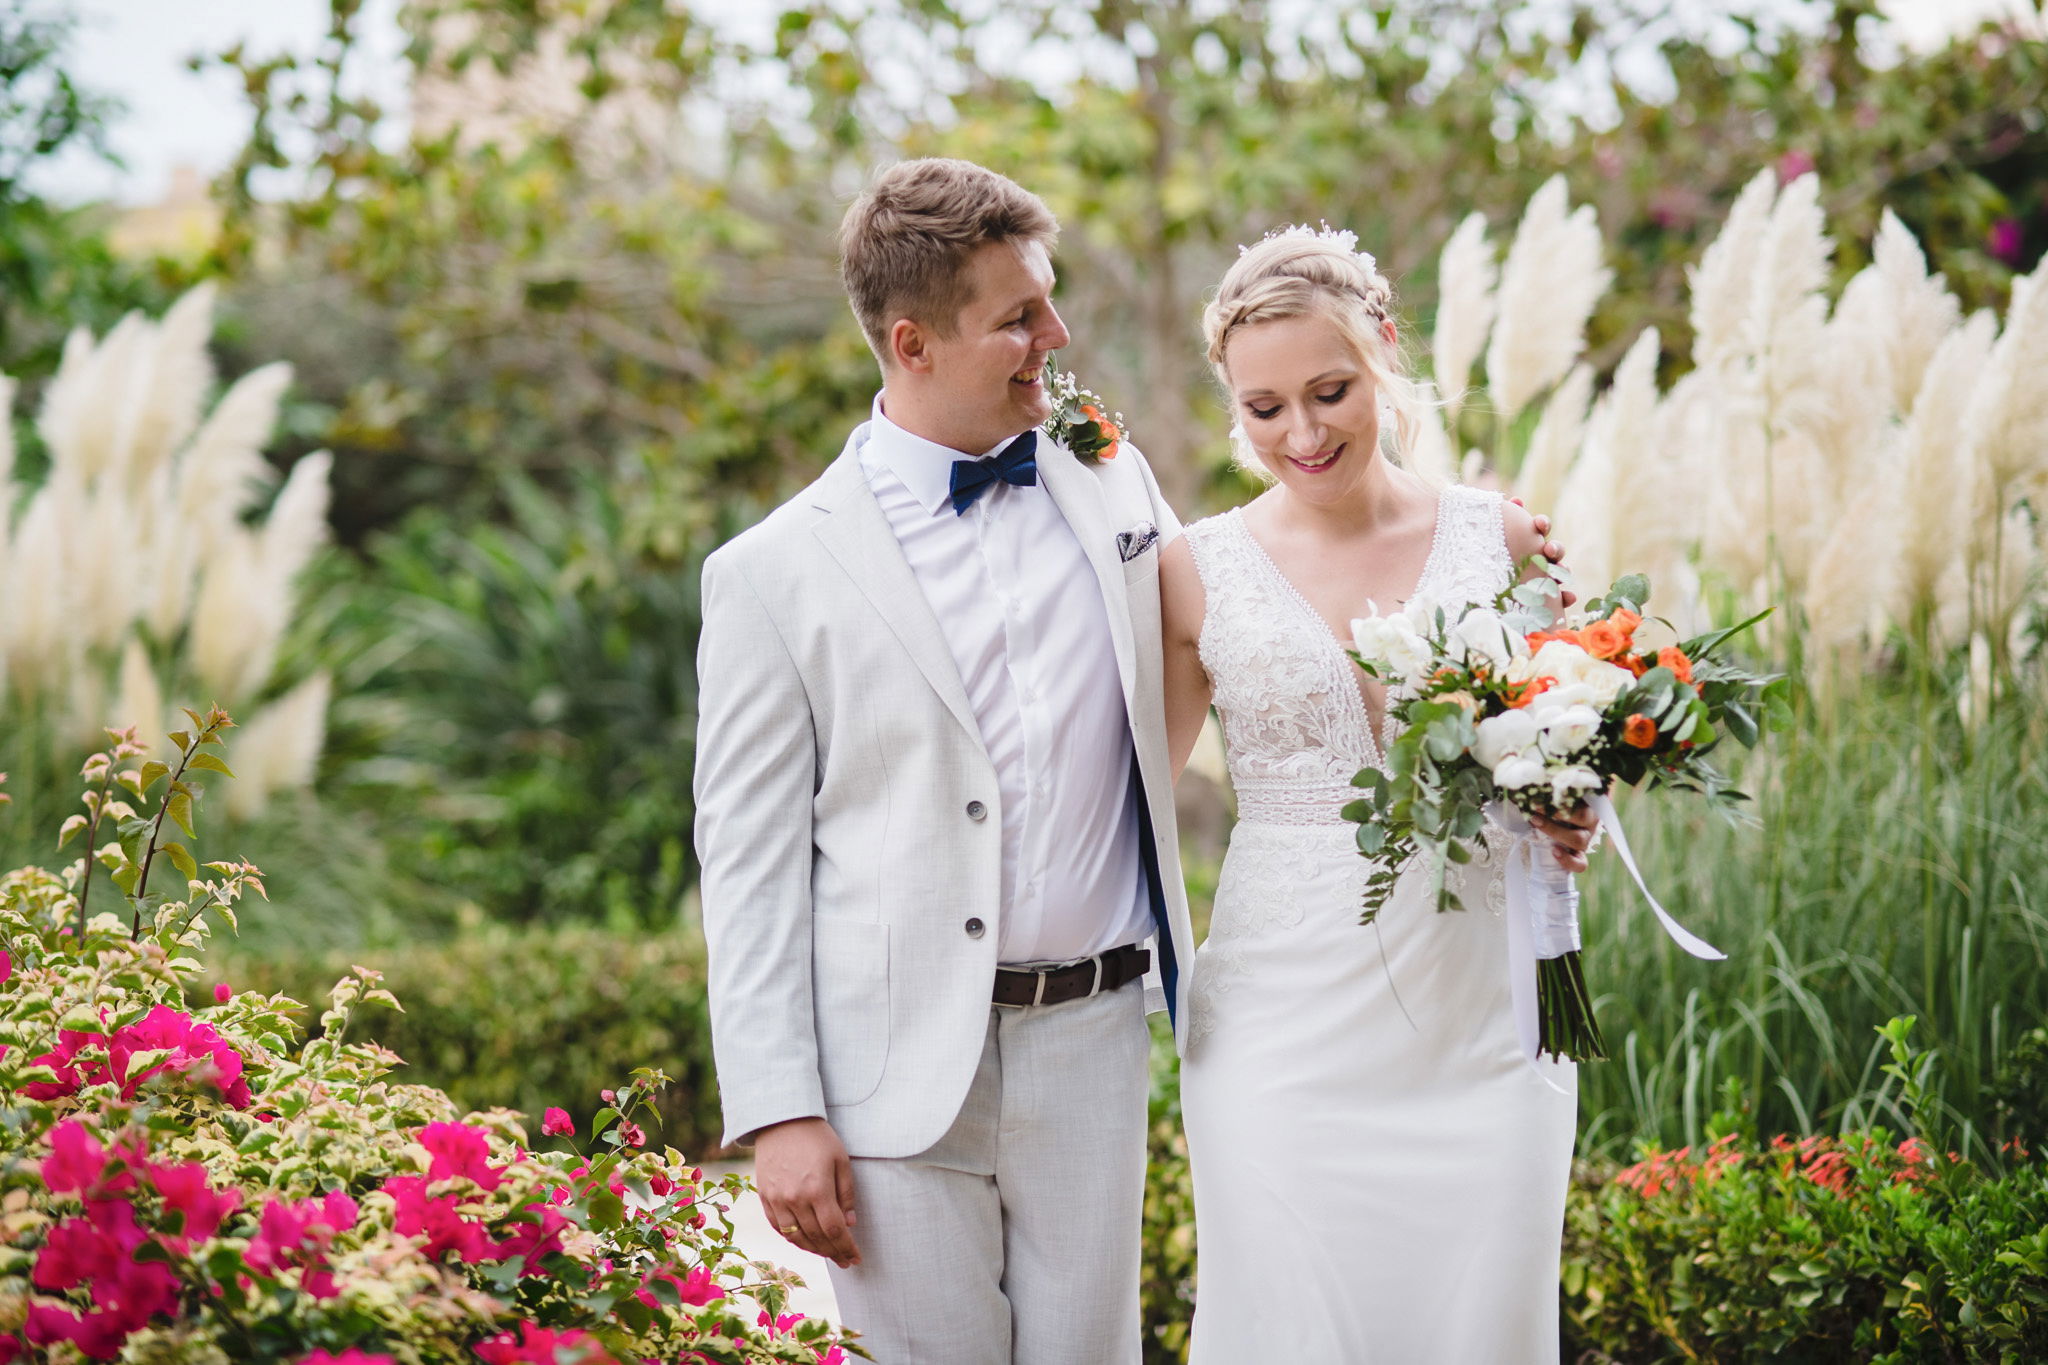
[1201,225,1427,468]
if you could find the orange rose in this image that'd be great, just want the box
[1622,714,1657,748]
[1505,676,1554,709]
[1581,620,1626,659]
[1101,440,1119,460]
[1623,654,1649,677]
[1657,646,1694,684]
[1611,608,1642,639]
[1525,629,1579,651]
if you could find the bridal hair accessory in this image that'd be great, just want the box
[1040,356,1125,462]
[1241,221,1378,279]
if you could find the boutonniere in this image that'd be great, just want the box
[1040,358,1125,463]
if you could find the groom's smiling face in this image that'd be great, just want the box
[913,238,1070,453]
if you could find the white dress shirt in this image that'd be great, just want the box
[858,393,1152,965]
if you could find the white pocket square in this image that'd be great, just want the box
[1116,522,1160,563]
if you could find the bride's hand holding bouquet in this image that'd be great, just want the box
[1343,568,1782,1062]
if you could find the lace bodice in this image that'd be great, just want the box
[1184,484,1512,826]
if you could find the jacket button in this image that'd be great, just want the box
[966,800,987,821]
[964,918,985,938]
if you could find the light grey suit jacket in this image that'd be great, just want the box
[693,422,1194,1159]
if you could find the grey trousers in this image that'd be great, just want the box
[827,978,1151,1365]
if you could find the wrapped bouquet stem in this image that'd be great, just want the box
[1344,570,1783,1062]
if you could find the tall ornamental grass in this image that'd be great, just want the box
[1405,172,2048,1159]
[0,285,334,853]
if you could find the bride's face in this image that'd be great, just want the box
[1225,314,1384,505]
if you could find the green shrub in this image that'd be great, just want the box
[218,917,723,1160]
[1562,1136,2048,1362]
[0,719,847,1362]
[1141,1023,1195,1365]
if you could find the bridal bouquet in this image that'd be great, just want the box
[1343,570,1779,1061]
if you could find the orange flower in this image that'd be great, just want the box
[1610,608,1641,639]
[1525,629,1580,651]
[1623,654,1649,677]
[1657,646,1694,684]
[1581,620,1626,659]
[1080,403,1102,421]
[1504,676,1554,709]
[1622,714,1657,748]
[1100,440,1119,460]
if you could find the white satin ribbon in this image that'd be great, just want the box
[1495,795,1724,1072]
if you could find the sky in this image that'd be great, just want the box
[35,0,2041,207]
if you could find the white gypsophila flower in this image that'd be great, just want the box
[1474,708,1539,770]
[1486,176,1612,422]
[1515,361,1592,524]
[1549,765,1602,808]
[226,671,331,821]
[1432,211,1496,424]
[1539,704,1604,757]
[1493,753,1549,790]
[1450,606,1515,673]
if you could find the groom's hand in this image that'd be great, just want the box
[755,1117,861,1269]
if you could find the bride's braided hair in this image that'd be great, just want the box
[1202,225,1428,472]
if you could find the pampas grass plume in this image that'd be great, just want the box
[1898,310,1997,625]
[1484,176,1611,422]
[1432,212,1496,425]
[1871,209,1960,415]
[226,671,331,821]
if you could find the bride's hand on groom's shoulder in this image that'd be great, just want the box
[754,1116,862,1269]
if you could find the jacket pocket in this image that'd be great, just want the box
[812,919,890,1107]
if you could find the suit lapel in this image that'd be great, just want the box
[1037,442,1138,706]
[808,438,985,750]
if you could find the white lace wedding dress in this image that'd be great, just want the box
[1180,485,1577,1364]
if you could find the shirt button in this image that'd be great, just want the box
[966,800,987,821]
[965,918,985,938]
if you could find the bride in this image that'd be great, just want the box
[1160,227,1597,1363]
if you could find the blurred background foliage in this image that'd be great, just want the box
[3,0,2047,1179]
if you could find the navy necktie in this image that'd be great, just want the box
[949,430,1038,516]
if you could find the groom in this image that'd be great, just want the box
[693,158,1194,1363]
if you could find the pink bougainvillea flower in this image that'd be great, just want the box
[24,1304,132,1361]
[110,1004,254,1107]
[27,1199,179,1358]
[383,1174,506,1264]
[419,1121,506,1190]
[636,1264,724,1311]
[39,1120,112,1195]
[297,1352,399,1365]
[147,1160,240,1253]
[247,1189,359,1289]
[1776,148,1815,183]
[540,1107,573,1138]
[617,1120,646,1149]
[213,981,232,1004]
[0,1332,21,1363]
[498,1201,572,1276]
[1989,217,2024,266]
[0,949,10,983]
[473,1322,618,1364]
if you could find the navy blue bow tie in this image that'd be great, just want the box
[949,430,1039,515]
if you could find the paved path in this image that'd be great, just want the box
[704,1158,841,1324]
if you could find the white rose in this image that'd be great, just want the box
[1451,607,1514,672]
[1473,709,1539,769]
[1518,640,1634,708]
[1540,704,1604,755]
[1549,765,1602,807]
[1493,754,1549,790]
[1349,611,1416,670]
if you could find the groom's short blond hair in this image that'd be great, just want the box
[840,158,1058,364]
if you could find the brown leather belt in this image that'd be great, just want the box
[992,943,1151,1009]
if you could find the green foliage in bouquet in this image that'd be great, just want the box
[0,718,854,1363]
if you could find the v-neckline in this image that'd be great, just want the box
[1228,487,1452,758]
